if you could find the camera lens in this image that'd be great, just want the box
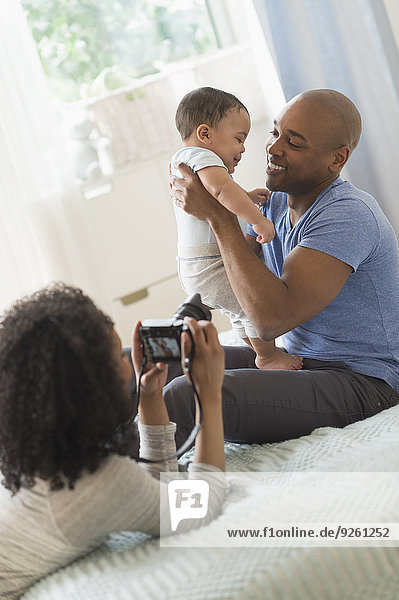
[172,293,211,322]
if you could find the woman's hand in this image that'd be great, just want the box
[170,162,229,223]
[132,321,168,398]
[181,318,225,401]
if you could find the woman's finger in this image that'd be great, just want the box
[132,321,143,372]
[140,362,168,393]
[197,320,220,348]
[181,329,193,359]
[184,317,212,354]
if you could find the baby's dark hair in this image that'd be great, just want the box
[0,283,134,495]
[175,86,249,140]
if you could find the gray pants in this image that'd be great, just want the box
[162,345,399,448]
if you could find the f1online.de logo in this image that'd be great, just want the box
[168,480,209,531]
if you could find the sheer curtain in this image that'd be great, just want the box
[0,0,107,313]
[253,0,399,234]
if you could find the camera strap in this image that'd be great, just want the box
[135,356,203,464]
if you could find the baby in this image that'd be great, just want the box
[172,86,302,370]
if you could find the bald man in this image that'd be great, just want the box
[166,89,399,445]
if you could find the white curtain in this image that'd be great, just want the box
[253,0,399,234]
[0,0,107,313]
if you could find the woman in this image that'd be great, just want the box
[0,284,225,599]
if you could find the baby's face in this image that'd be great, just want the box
[210,109,251,174]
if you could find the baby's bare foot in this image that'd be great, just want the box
[255,348,303,371]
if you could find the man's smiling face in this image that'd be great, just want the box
[265,99,340,199]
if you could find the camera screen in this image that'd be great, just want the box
[147,336,180,359]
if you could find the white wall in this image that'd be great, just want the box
[384,0,399,47]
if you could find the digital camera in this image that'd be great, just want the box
[139,293,211,363]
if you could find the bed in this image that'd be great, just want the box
[22,332,399,600]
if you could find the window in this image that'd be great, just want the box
[21,0,281,183]
[22,0,219,102]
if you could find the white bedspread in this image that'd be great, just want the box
[23,402,399,600]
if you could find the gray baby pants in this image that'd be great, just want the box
[177,243,258,339]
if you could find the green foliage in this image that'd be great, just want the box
[22,0,218,102]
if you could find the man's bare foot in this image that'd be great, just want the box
[255,348,303,370]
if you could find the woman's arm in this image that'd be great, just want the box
[55,320,227,547]
[131,319,225,472]
[181,318,225,471]
[132,321,170,426]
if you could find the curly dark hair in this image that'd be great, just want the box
[0,283,134,495]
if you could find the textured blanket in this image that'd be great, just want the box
[23,401,399,600]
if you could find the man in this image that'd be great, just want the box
[166,89,399,446]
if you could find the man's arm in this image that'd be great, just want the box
[245,233,263,259]
[171,164,352,340]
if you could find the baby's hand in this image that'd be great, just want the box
[248,187,270,208]
[252,218,275,244]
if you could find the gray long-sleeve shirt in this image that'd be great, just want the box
[0,423,224,599]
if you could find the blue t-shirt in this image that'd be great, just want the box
[247,177,399,392]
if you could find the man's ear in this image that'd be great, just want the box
[196,124,212,145]
[329,145,350,173]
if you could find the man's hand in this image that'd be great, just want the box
[170,162,231,223]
